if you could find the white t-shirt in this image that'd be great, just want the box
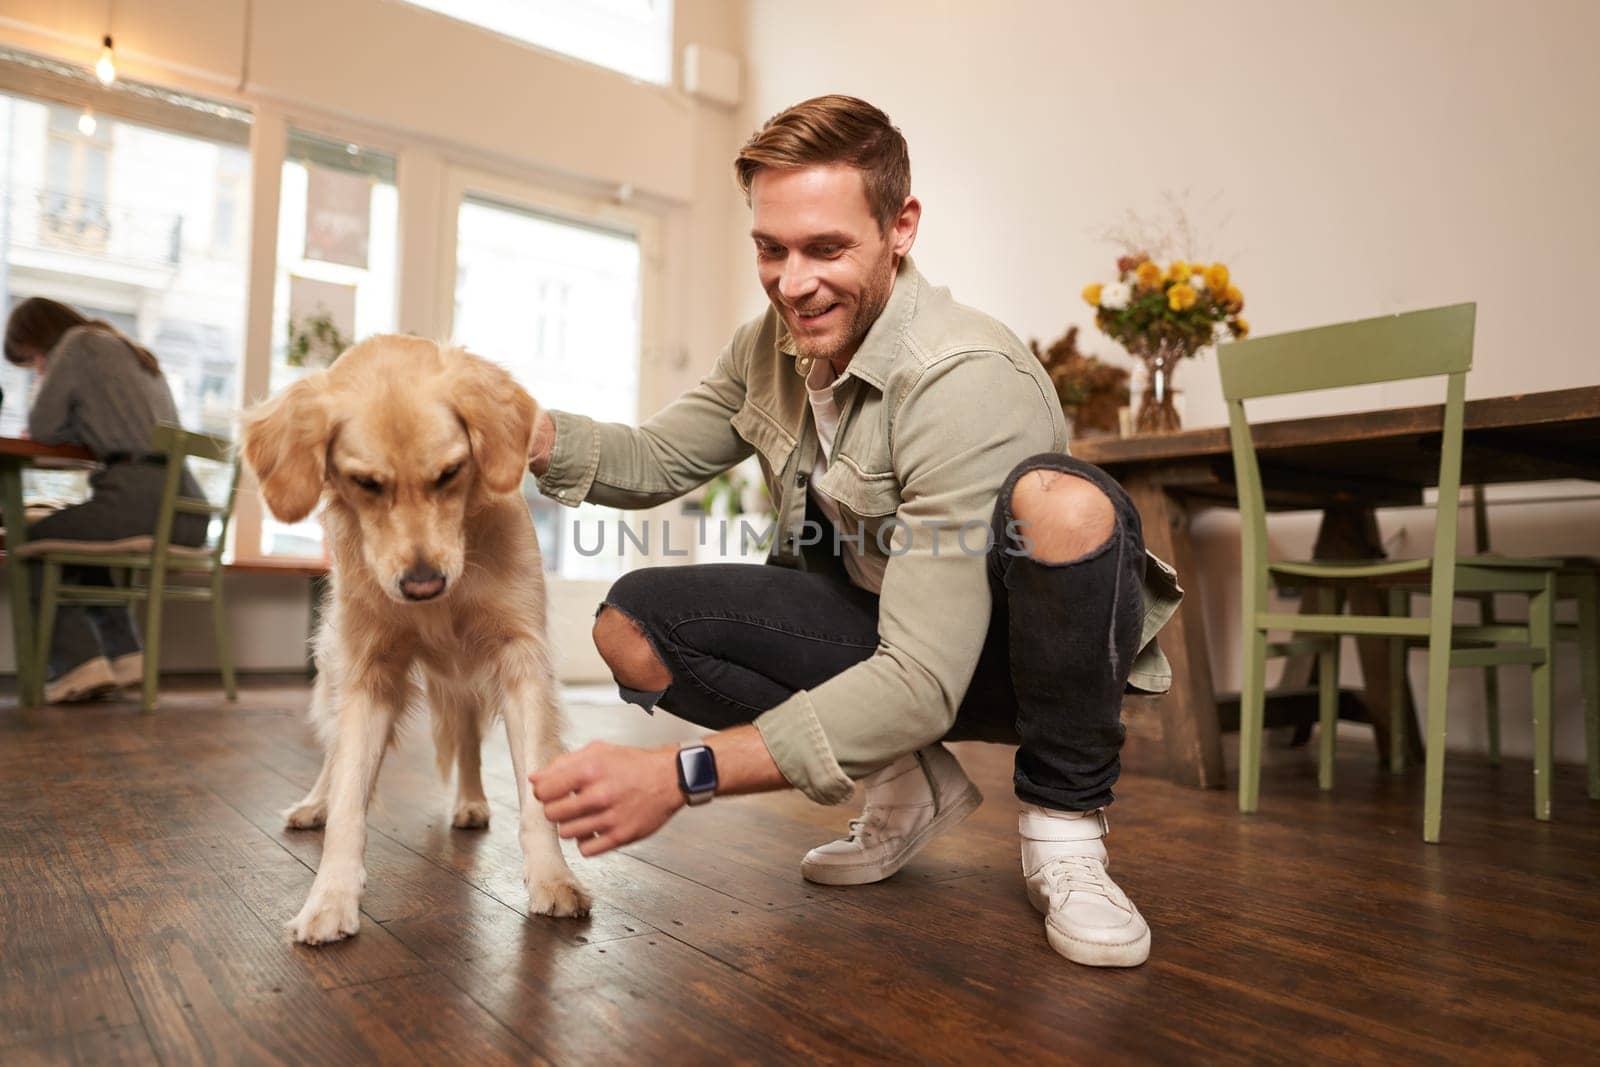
[805,358,888,593]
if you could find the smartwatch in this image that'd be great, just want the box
[675,741,718,806]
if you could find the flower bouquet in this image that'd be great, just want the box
[1083,255,1247,433]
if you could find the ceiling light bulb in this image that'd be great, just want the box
[78,109,96,136]
[95,35,116,86]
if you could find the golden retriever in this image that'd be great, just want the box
[241,335,590,945]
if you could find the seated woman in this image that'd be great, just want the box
[3,297,206,703]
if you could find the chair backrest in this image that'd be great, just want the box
[150,422,240,568]
[1217,304,1476,602]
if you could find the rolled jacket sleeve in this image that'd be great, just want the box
[754,353,1060,803]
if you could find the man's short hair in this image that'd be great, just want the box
[734,94,911,234]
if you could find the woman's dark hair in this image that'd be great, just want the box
[4,296,162,376]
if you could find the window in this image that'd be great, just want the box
[403,0,673,85]
[261,130,400,558]
[452,194,641,579]
[0,86,251,441]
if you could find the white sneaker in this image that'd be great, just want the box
[110,652,144,688]
[801,743,982,886]
[1020,803,1150,967]
[43,656,117,704]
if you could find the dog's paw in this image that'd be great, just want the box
[282,799,327,830]
[286,888,361,945]
[526,873,592,918]
[451,798,491,829]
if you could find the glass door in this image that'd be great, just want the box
[448,184,645,582]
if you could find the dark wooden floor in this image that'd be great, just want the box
[2,680,1597,1066]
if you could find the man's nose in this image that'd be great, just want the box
[778,254,819,303]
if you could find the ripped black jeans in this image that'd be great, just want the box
[598,454,1146,811]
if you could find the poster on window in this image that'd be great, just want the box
[304,166,371,269]
[287,275,358,368]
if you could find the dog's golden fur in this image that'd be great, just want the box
[241,335,588,945]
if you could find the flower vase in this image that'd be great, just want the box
[1133,340,1189,435]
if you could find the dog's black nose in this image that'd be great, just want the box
[399,565,447,601]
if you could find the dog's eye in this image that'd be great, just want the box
[351,474,382,493]
[434,463,463,489]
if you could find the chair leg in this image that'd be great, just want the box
[1576,572,1600,802]
[1238,628,1269,814]
[33,563,61,700]
[1387,588,1409,775]
[1422,597,1453,845]
[1530,573,1555,822]
[211,571,237,703]
[141,569,167,714]
[1317,588,1339,791]
[1479,593,1502,766]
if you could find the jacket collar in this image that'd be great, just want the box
[776,254,922,391]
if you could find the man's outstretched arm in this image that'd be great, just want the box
[531,328,758,511]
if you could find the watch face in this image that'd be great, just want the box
[677,746,718,795]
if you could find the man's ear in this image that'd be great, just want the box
[446,348,538,496]
[239,373,333,522]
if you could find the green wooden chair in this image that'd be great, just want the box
[18,424,238,712]
[1220,303,1560,843]
[1466,486,1600,798]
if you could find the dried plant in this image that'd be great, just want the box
[1030,326,1130,436]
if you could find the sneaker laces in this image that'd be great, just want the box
[1040,856,1119,903]
[845,808,890,843]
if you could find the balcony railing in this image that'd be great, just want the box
[4,186,184,267]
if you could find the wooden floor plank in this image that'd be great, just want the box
[2,1024,159,1067]
[0,837,144,1051]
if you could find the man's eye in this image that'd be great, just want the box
[757,243,783,258]
[435,463,463,488]
[351,474,382,493]
[816,245,842,258]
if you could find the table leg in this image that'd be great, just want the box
[1,461,37,706]
[1310,504,1422,766]
[1124,475,1225,789]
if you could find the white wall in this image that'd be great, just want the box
[0,0,752,683]
[736,0,1600,762]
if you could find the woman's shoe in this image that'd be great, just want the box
[43,657,117,703]
[109,652,144,688]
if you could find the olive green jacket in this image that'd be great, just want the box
[538,257,1182,804]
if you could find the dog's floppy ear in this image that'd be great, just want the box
[447,348,538,496]
[240,373,333,523]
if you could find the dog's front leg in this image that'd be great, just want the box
[498,649,591,918]
[287,677,404,945]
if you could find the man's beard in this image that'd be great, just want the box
[790,251,897,365]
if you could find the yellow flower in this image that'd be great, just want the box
[1167,283,1198,312]
[1234,317,1250,338]
[1082,282,1103,307]
[1135,261,1163,289]
[1168,260,1192,283]
[1204,263,1230,292]
[1224,285,1244,312]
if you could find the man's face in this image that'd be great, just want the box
[750,163,918,366]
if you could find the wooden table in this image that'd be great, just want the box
[0,436,95,705]
[1074,385,1600,789]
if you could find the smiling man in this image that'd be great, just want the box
[526,95,1181,967]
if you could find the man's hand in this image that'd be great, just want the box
[531,741,684,857]
[528,410,556,477]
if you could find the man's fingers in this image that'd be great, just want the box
[578,829,625,857]
[542,788,609,824]
[555,813,610,841]
[530,754,585,801]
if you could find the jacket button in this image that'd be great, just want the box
[795,471,809,488]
